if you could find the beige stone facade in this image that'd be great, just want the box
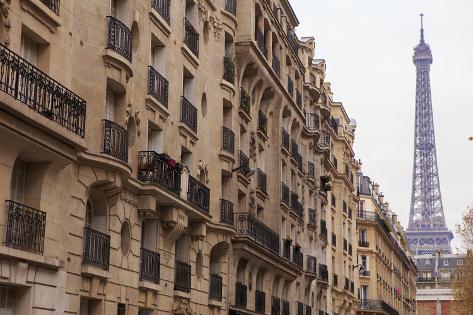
[0,0,359,314]
[356,173,417,315]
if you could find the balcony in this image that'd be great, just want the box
[320,130,331,148]
[235,282,247,308]
[255,27,267,57]
[417,277,435,282]
[5,200,46,254]
[308,161,315,179]
[0,44,86,137]
[138,151,182,194]
[333,274,338,287]
[306,113,320,132]
[148,66,169,107]
[234,213,280,255]
[40,0,60,15]
[318,264,328,282]
[359,269,370,277]
[152,0,171,23]
[258,111,268,136]
[308,209,316,227]
[222,126,235,154]
[290,192,303,219]
[306,256,317,274]
[281,182,290,205]
[282,300,289,315]
[357,210,378,221]
[220,199,234,225]
[223,56,235,84]
[107,16,132,62]
[331,233,337,247]
[297,302,304,315]
[287,29,299,53]
[296,90,302,109]
[187,175,210,213]
[344,277,350,291]
[209,273,222,301]
[224,0,237,16]
[255,290,265,313]
[238,151,250,174]
[240,88,251,117]
[291,140,303,170]
[359,300,399,315]
[282,239,291,260]
[287,76,294,97]
[175,260,191,292]
[180,96,197,133]
[306,305,312,315]
[184,18,199,57]
[359,240,370,247]
[140,248,160,283]
[293,249,303,269]
[102,119,128,162]
[320,220,327,240]
[281,128,290,151]
[83,227,110,270]
[272,55,281,77]
[272,297,280,315]
[257,169,267,194]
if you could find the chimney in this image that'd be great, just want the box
[379,193,384,204]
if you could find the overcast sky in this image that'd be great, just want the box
[291,0,473,251]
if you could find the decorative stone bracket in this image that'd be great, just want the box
[161,207,188,251]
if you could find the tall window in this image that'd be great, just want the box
[359,229,367,243]
[360,285,368,300]
[361,255,369,271]
[21,35,38,65]
[357,200,364,213]
[10,159,27,204]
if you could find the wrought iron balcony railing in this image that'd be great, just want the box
[290,192,303,219]
[281,128,290,151]
[40,0,60,15]
[282,300,289,315]
[257,169,267,194]
[308,161,315,179]
[0,44,86,137]
[255,27,267,57]
[281,182,290,205]
[287,29,299,53]
[282,239,291,260]
[138,151,182,194]
[272,55,281,77]
[318,264,328,282]
[181,96,197,132]
[272,296,281,315]
[102,119,128,162]
[234,212,280,255]
[223,56,235,84]
[258,111,268,135]
[238,151,250,175]
[224,0,237,16]
[140,248,160,283]
[255,290,265,313]
[308,208,316,227]
[175,260,191,292]
[184,18,199,57]
[306,113,320,131]
[107,16,132,62]
[222,126,235,154]
[287,76,294,97]
[209,273,222,301]
[306,305,312,315]
[5,200,46,254]
[152,0,171,23]
[235,282,247,308]
[293,248,303,269]
[187,175,210,213]
[320,130,331,148]
[359,269,370,277]
[83,227,110,270]
[359,240,370,247]
[148,66,169,107]
[359,300,399,315]
[357,210,378,221]
[220,199,234,225]
[240,88,251,116]
[297,302,304,315]
[296,90,302,109]
[306,255,317,274]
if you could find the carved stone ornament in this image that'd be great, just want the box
[249,132,257,160]
[172,297,195,315]
[197,160,209,184]
[124,103,141,136]
[0,0,11,46]
[209,15,222,40]
[197,0,209,23]
[120,190,138,207]
[249,189,256,210]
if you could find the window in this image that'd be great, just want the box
[358,200,364,213]
[359,229,368,243]
[360,285,368,300]
[361,255,369,271]
[458,258,464,265]
[10,159,27,204]
[117,303,126,315]
[147,123,163,152]
[0,285,14,311]
[425,259,431,266]
[106,90,116,121]
[21,35,38,66]
[443,259,449,266]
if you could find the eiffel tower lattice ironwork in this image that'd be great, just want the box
[405,14,453,255]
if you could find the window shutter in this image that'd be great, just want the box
[21,36,38,66]
[0,285,14,310]
[105,90,115,121]
[10,159,27,204]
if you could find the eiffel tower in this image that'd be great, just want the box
[405,14,453,255]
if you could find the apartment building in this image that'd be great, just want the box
[356,173,417,315]
[0,0,358,314]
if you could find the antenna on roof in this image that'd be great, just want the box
[420,13,425,43]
